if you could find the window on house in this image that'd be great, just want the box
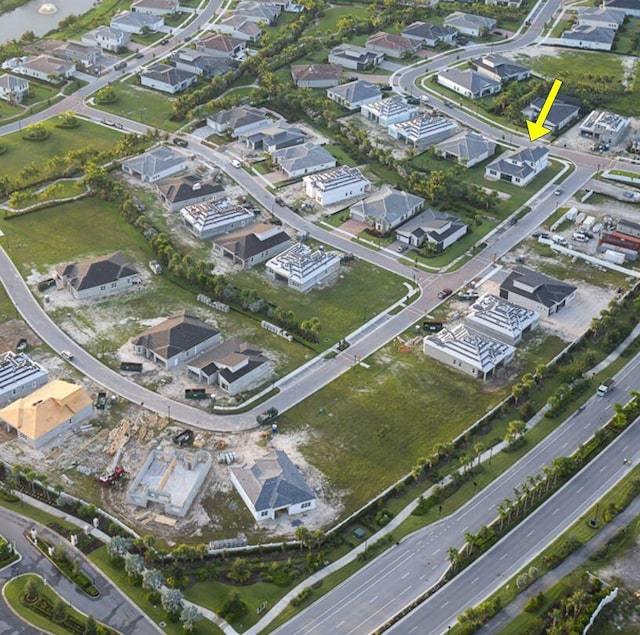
[260,511,268,517]
[100,285,106,290]
[301,502,312,509]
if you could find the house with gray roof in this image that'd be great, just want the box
[328,43,383,71]
[365,31,421,58]
[521,98,581,134]
[605,0,640,17]
[187,336,271,394]
[16,55,75,83]
[82,26,131,52]
[230,450,317,521]
[560,25,616,50]
[132,310,222,369]
[140,63,198,94]
[499,266,577,317]
[435,132,496,167]
[172,49,233,78]
[389,114,458,148]
[0,352,49,407]
[121,146,186,182]
[55,252,140,300]
[196,33,246,58]
[485,146,548,187]
[212,223,292,268]
[273,142,336,178]
[437,68,501,99]
[485,0,523,7]
[423,324,515,380]
[131,0,179,15]
[206,105,272,136]
[0,74,29,103]
[53,41,100,67]
[444,12,497,37]
[239,123,306,152]
[157,175,225,212]
[466,294,539,345]
[402,21,458,47]
[110,11,164,34]
[327,79,382,110]
[215,14,263,42]
[361,95,419,128]
[291,64,342,88]
[350,186,425,234]
[578,6,626,29]
[395,208,467,250]
[234,1,281,24]
[473,54,530,83]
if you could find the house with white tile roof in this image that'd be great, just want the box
[389,114,458,148]
[361,95,419,128]
[303,166,371,206]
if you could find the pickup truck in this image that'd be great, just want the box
[597,378,615,396]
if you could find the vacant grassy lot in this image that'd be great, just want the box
[280,345,510,514]
[305,3,371,36]
[93,81,182,131]
[519,50,625,82]
[230,262,406,347]
[0,120,123,179]
[0,283,16,324]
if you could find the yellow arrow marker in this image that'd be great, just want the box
[526,79,563,142]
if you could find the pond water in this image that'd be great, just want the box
[0,0,97,45]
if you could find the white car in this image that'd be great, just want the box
[231,159,242,168]
[61,350,74,361]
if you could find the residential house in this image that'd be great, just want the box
[473,54,530,82]
[444,12,497,37]
[423,324,515,380]
[0,74,29,103]
[171,49,233,78]
[206,105,272,136]
[395,208,467,250]
[265,243,341,292]
[196,34,246,58]
[485,0,522,7]
[121,146,187,183]
[361,95,419,128]
[17,56,75,82]
[327,44,384,71]
[239,123,306,152]
[132,310,222,369]
[212,223,292,268]
[215,15,263,42]
[141,63,198,94]
[402,21,458,47]
[110,11,164,34]
[560,25,616,50]
[131,0,180,15]
[578,6,626,29]
[0,352,48,407]
[230,450,316,521]
[499,266,577,317]
[82,26,131,52]
[157,175,225,212]
[181,200,255,240]
[466,294,539,345]
[234,1,281,25]
[521,98,581,134]
[326,79,382,110]
[303,166,371,206]
[291,64,343,88]
[579,110,630,144]
[54,252,140,300]
[0,380,93,449]
[435,132,496,167]
[53,41,100,67]
[484,146,548,187]
[388,114,458,148]
[272,142,336,178]
[187,337,271,394]
[605,0,640,17]
[349,186,424,234]
[437,68,501,99]
[365,31,421,58]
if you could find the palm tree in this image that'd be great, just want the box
[447,546,460,571]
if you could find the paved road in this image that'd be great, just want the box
[390,411,640,635]
[273,353,640,634]
[0,507,160,634]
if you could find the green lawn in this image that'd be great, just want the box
[47,0,130,41]
[93,81,182,131]
[6,179,87,210]
[280,346,511,514]
[0,282,17,324]
[305,3,372,37]
[324,143,358,168]
[4,574,116,635]
[0,120,123,179]
[519,50,624,82]
[229,260,406,348]
[613,17,640,54]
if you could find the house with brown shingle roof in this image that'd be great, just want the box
[291,64,342,88]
